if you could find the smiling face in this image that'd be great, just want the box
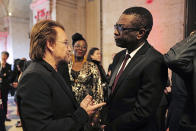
[73,40,87,59]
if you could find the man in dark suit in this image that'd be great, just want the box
[102,7,167,131]
[16,20,105,131]
[0,51,12,122]
[164,32,196,131]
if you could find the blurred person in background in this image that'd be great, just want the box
[0,51,12,122]
[12,59,27,128]
[87,47,108,101]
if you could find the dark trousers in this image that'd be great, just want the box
[0,119,6,131]
[156,94,168,131]
[2,98,8,116]
[156,105,167,131]
[0,103,6,131]
[167,95,186,131]
[0,87,6,131]
[1,87,9,116]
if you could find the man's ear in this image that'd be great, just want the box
[46,40,55,52]
[136,28,146,39]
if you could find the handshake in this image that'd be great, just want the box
[80,95,106,116]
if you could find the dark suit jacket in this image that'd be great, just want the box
[0,63,12,99]
[57,60,71,88]
[164,33,196,131]
[16,60,89,131]
[104,42,168,131]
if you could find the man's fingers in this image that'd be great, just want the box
[90,102,106,110]
[89,100,93,106]
[80,95,93,109]
[84,95,92,101]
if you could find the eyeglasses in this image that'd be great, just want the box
[74,45,87,50]
[56,40,69,46]
[114,24,139,32]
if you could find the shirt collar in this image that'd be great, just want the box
[126,42,145,58]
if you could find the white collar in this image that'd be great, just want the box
[126,42,145,58]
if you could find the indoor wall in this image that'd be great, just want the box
[102,0,185,71]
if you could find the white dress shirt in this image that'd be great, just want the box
[117,43,145,75]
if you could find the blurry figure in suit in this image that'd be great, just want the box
[0,51,12,122]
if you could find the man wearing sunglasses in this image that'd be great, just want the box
[102,7,168,131]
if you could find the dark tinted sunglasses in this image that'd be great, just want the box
[114,24,139,32]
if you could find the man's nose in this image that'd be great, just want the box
[67,45,72,51]
[114,28,120,36]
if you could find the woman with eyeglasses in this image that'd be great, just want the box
[68,33,104,131]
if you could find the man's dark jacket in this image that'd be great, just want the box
[164,33,196,131]
[104,42,168,131]
[16,60,89,131]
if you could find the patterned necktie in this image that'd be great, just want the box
[112,54,130,93]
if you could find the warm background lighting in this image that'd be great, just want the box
[8,12,12,16]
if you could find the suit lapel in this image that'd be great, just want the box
[39,60,79,108]
[108,53,125,96]
[109,54,125,87]
[112,43,151,96]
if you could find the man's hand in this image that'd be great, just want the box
[80,95,106,116]
[12,82,18,88]
[100,125,106,131]
[164,86,171,94]
[3,73,6,77]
